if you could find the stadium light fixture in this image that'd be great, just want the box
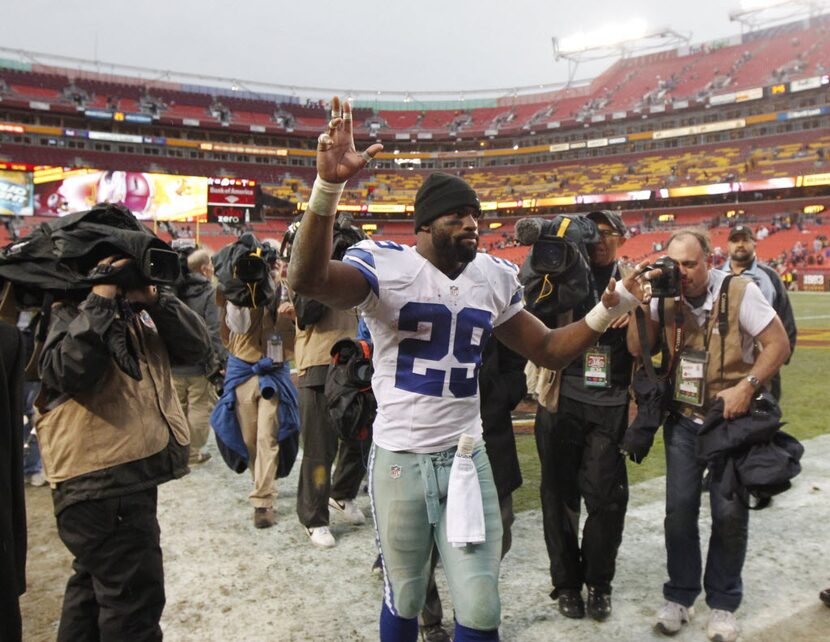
[556,19,649,55]
[731,0,830,30]
[739,0,794,10]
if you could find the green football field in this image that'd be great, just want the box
[512,291,830,514]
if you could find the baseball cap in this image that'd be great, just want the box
[586,210,627,236]
[728,225,755,241]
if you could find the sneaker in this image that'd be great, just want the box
[189,451,212,464]
[707,609,739,642]
[556,589,585,619]
[821,588,830,608]
[371,554,383,577]
[306,526,336,548]
[253,507,275,529]
[586,586,612,621]
[328,497,366,525]
[25,472,47,487]
[655,601,692,636]
[420,623,451,642]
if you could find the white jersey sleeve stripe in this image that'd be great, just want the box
[344,248,379,297]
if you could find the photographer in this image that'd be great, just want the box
[532,211,633,622]
[626,229,790,642]
[214,239,291,529]
[172,248,227,465]
[37,254,210,642]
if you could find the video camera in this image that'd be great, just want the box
[234,242,277,283]
[86,247,181,291]
[517,215,600,320]
[637,256,681,298]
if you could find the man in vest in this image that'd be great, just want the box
[291,233,367,549]
[37,255,210,642]
[534,210,633,622]
[721,225,797,400]
[628,229,790,642]
[220,256,284,529]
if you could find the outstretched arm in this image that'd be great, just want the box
[496,264,656,370]
[287,96,383,309]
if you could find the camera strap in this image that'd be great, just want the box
[715,275,733,383]
[533,219,572,306]
[635,296,683,384]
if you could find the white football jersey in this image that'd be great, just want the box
[343,240,523,453]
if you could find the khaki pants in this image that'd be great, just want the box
[234,376,280,509]
[173,375,216,454]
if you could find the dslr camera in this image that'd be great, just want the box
[638,256,681,298]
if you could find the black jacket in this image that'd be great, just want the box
[39,291,211,515]
[173,273,226,376]
[755,262,797,362]
[696,394,803,508]
[480,338,527,499]
[0,321,26,642]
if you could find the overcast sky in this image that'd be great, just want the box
[0,1,801,97]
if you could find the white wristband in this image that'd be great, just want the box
[584,280,639,333]
[308,175,345,218]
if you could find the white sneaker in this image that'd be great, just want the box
[306,526,336,548]
[655,601,692,635]
[328,497,366,525]
[26,472,47,487]
[707,609,739,642]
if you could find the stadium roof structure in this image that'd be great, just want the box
[730,0,830,32]
[552,20,691,84]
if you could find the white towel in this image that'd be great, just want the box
[446,435,486,547]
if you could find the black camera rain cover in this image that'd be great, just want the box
[213,232,276,307]
[519,215,599,325]
[0,203,177,306]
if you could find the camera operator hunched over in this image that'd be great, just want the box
[287,96,657,642]
[626,229,790,642]
[37,253,210,642]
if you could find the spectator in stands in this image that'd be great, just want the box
[534,211,633,622]
[37,256,210,641]
[721,225,796,400]
[628,229,790,642]
[172,249,226,464]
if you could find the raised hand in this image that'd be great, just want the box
[317,96,383,184]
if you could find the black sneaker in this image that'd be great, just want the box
[820,588,830,608]
[420,623,451,642]
[556,589,585,619]
[586,586,612,621]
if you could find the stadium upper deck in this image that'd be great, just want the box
[1,15,829,142]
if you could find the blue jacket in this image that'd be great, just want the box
[210,354,299,474]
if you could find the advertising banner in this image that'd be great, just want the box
[34,169,207,221]
[0,170,33,216]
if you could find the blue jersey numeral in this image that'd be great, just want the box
[395,302,492,398]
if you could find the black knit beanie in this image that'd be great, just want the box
[413,173,480,232]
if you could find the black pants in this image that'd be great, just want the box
[297,384,369,528]
[56,487,164,642]
[534,397,629,594]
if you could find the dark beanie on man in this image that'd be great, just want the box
[413,173,480,232]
